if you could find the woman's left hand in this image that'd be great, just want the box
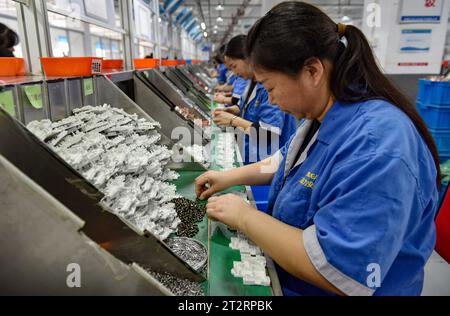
[214,93,226,103]
[206,194,256,230]
[213,111,235,127]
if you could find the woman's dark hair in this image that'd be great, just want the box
[213,44,227,64]
[246,1,441,186]
[225,35,247,60]
[213,53,223,64]
[0,23,19,50]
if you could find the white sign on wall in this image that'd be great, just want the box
[399,29,432,53]
[363,0,450,74]
[84,0,108,21]
[399,0,444,23]
[135,0,152,40]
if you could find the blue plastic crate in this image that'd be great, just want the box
[417,101,450,130]
[430,128,450,157]
[418,79,450,106]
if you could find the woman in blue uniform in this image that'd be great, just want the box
[214,55,250,107]
[213,34,297,165]
[215,65,236,94]
[231,76,249,104]
[216,58,228,86]
[197,2,441,296]
[214,73,249,106]
[211,45,228,86]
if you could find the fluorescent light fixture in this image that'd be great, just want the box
[216,0,224,10]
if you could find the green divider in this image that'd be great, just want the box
[0,90,15,117]
[208,227,272,296]
[171,170,271,296]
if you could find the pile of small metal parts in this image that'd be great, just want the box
[145,269,205,296]
[27,104,181,240]
[171,197,206,238]
[174,105,211,129]
[175,106,200,123]
[165,237,208,272]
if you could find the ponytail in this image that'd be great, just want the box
[247,1,441,186]
[332,25,441,186]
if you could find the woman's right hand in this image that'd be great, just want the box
[195,170,233,200]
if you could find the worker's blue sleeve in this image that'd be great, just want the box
[303,153,437,296]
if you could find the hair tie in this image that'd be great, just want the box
[337,23,347,38]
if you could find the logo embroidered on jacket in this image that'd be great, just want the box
[299,172,319,189]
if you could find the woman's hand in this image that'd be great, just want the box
[214,93,227,104]
[206,194,256,230]
[195,170,234,200]
[215,106,240,116]
[213,110,235,127]
[214,84,226,92]
[225,105,241,116]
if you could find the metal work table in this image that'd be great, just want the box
[0,66,281,296]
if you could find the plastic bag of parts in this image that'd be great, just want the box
[26,104,181,241]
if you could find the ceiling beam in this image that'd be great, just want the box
[219,0,252,46]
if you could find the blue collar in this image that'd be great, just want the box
[254,82,266,94]
[317,100,362,145]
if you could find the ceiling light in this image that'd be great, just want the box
[201,22,206,30]
[216,16,223,22]
[214,25,218,29]
[216,0,224,11]
[204,32,208,37]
